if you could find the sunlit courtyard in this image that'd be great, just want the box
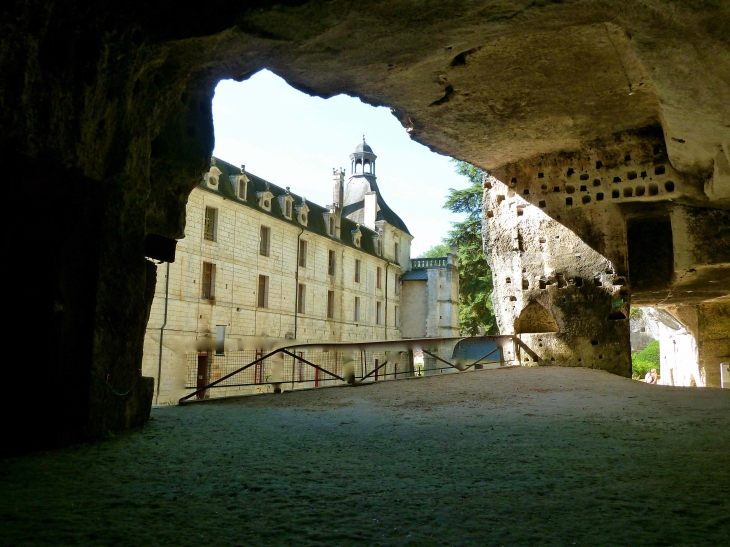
[2,367,728,546]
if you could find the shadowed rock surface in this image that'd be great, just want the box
[2,0,730,450]
[1,368,728,545]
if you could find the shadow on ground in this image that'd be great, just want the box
[2,367,729,546]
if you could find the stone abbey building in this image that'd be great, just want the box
[142,140,459,402]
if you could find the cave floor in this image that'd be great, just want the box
[2,367,729,546]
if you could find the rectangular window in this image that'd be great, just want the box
[215,325,225,355]
[257,275,269,308]
[328,250,336,276]
[329,217,335,236]
[394,242,399,264]
[285,200,292,218]
[204,207,217,241]
[202,262,215,300]
[259,226,270,256]
[238,179,247,200]
[297,283,306,314]
[395,273,400,294]
[395,305,399,327]
[376,267,382,289]
[327,290,335,319]
[299,239,307,268]
[355,259,361,283]
[354,296,360,322]
[376,301,382,325]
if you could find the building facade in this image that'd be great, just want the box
[143,140,458,403]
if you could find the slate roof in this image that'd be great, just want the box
[200,157,385,259]
[401,270,428,281]
[340,175,412,235]
[355,140,374,154]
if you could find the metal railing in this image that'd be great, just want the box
[179,335,520,404]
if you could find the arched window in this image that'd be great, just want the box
[364,159,371,174]
[355,159,362,173]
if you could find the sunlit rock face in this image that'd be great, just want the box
[2,0,730,451]
[483,173,632,376]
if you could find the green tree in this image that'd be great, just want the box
[631,340,660,379]
[445,161,496,336]
[418,243,452,258]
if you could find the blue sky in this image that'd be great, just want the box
[212,69,468,257]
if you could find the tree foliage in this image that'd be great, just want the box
[419,243,452,258]
[443,161,496,336]
[632,340,660,379]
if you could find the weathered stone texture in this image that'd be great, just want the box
[484,174,632,376]
[4,0,730,451]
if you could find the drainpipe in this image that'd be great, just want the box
[155,261,170,405]
[384,261,390,334]
[293,227,304,339]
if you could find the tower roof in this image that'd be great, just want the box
[355,136,373,154]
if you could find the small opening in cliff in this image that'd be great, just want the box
[627,216,673,290]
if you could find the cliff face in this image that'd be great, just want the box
[2,0,729,452]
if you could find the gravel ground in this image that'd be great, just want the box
[2,366,729,546]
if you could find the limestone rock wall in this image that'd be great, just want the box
[4,0,730,451]
[483,175,631,375]
[663,302,730,388]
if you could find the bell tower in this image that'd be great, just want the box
[350,135,377,177]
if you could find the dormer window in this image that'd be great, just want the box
[352,225,362,248]
[277,194,294,220]
[323,211,337,237]
[373,235,383,256]
[229,170,249,201]
[295,199,310,227]
[257,189,274,212]
[204,164,222,189]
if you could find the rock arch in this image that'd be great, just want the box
[514,301,559,334]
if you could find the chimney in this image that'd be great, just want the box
[363,192,378,230]
[333,168,345,209]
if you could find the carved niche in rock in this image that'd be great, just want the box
[515,301,559,334]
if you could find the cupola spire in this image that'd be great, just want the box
[350,136,377,176]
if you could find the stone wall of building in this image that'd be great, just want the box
[401,280,427,338]
[143,184,407,403]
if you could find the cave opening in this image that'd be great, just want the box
[626,215,674,291]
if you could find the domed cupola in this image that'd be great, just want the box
[350,135,377,176]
